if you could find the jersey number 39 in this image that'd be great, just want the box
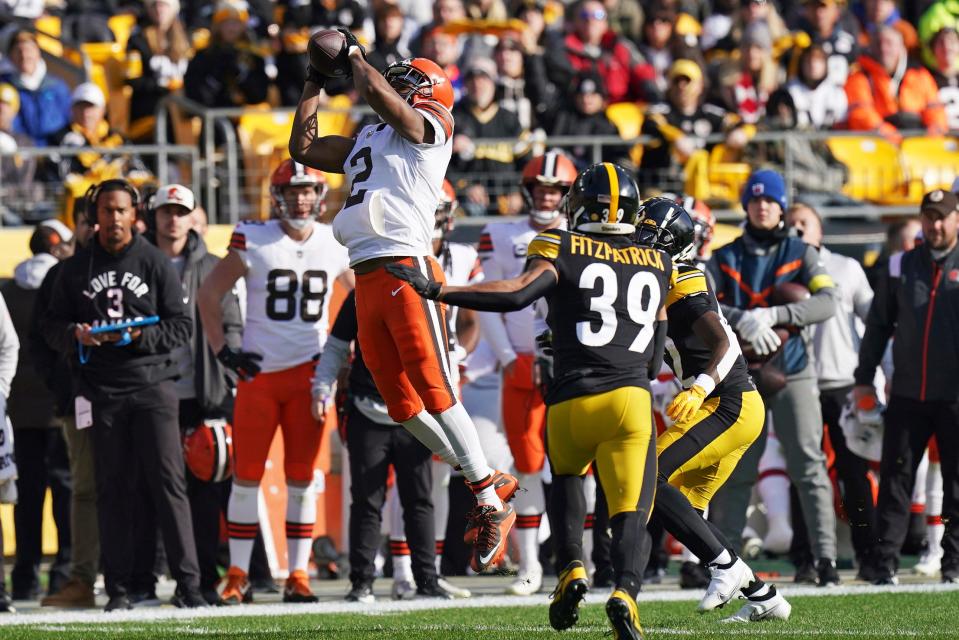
[577,264,661,352]
[266,269,327,321]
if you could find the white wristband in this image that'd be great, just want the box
[692,373,716,396]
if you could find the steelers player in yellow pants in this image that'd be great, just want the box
[387,163,668,640]
[636,197,791,622]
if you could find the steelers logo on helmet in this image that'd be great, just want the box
[270,159,328,229]
[634,196,697,263]
[563,162,641,235]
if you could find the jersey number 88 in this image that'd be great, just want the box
[266,269,328,321]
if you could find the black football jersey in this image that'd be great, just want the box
[527,229,672,405]
[664,264,754,397]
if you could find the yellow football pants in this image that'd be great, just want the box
[547,386,656,517]
[657,388,764,511]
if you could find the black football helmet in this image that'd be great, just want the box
[562,162,641,235]
[634,196,697,263]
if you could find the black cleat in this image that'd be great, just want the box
[607,589,643,640]
[549,561,589,631]
[679,560,710,589]
[817,558,840,587]
[104,595,133,612]
[345,582,375,604]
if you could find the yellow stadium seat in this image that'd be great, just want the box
[605,102,644,166]
[35,15,63,57]
[826,136,912,204]
[108,13,138,50]
[237,97,356,218]
[900,136,959,197]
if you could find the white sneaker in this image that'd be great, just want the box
[437,578,471,599]
[721,587,792,623]
[391,579,416,601]
[914,549,943,576]
[505,564,544,595]
[699,558,754,613]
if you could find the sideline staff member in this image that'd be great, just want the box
[40,179,204,611]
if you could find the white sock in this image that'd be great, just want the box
[432,402,492,484]
[402,411,459,467]
[710,549,733,566]
[517,520,542,573]
[286,484,317,573]
[391,542,414,582]
[227,483,259,573]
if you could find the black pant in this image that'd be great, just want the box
[91,381,200,597]
[346,405,435,586]
[875,396,959,574]
[12,427,71,597]
[822,386,877,562]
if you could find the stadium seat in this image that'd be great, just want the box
[35,15,63,57]
[826,136,913,204]
[605,102,644,165]
[237,96,356,218]
[108,13,138,50]
[900,136,959,197]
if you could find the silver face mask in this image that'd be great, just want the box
[530,208,560,225]
[284,217,313,230]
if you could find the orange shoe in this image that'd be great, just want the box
[469,503,516,573]
[464,471,519,544]
[219,566,252,605]
[283,569,318,603]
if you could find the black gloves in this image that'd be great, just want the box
[535,329,553,357]
[384,263,443,300]
[217,346,263,381]
[337,28,366,60]
[306,63,327,87]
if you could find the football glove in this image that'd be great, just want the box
[666,384,708,423]
[217,346,263,381]
[306,62,327,87]
[534,329,553,357]
[384,263,442,299]
[337,28,366,60]
[736,308,782,356]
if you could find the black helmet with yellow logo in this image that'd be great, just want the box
[634,196,697,263]
[562,162,641,235]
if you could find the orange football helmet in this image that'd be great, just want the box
[183,419,234,483]
[434,179,457,240]
[384,57,454,111]
[677,194,714,258]
[521,150,577,224]
[270,159,328,224]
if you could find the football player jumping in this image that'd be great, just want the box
[289,32,517,572]
[197,160,353,604]
[388,163,669,640]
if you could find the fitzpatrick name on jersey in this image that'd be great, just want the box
[526,229,672,405]
[664,264,754,396]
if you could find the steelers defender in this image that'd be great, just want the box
[387,163,669,640]
[635,197,790,622]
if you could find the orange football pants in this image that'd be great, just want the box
[502,353,546,474]
[233,360,323,483]
[355,256,457,424]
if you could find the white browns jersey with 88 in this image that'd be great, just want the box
[229,219,351,373]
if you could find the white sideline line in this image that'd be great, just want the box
[0,582,956,628]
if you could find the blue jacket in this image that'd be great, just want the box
[708,229,838,376]
[0,72,71,147]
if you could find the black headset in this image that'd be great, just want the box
[82,179,141,225]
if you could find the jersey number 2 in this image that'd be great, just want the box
[266,269,327,322]
[577,264,661,352]
[344,147,373,209]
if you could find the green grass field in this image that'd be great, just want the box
[3,591,959,639]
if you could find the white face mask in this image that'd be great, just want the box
[284,217,312,230]
[530,209,559,225]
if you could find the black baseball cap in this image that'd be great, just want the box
[920,189,959,217]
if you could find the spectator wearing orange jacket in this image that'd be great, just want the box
[844,25,947,144]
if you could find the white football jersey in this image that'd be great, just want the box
[229,220,350,373]
[332,104,454,266]
[439,241,483,367]
[477,218,566,357]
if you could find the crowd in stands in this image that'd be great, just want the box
[0,0,952,217]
